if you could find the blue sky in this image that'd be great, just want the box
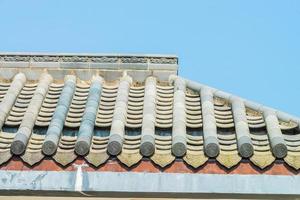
[0,0,299,115]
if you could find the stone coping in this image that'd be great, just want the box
[0,52,178,71]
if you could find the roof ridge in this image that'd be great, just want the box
[0,52,178,58]
[0,53,178,74]
[182,76,300,125]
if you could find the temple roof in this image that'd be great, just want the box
[1,53,300,197]
[0,53,300,171]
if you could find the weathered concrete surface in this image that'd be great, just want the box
[0,170,75,191]
[0,170,300,198]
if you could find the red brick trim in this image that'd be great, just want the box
[0,157,298,175]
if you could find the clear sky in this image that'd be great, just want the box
[0,0,299,116]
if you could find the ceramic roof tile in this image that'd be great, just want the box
[0,53,299,171]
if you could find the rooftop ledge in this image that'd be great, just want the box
[0,52,178,72]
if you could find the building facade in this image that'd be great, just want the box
[0,53,299,199]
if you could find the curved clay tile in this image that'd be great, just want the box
[184,135,208,168]
[107,75,132,156]
[42,75,76,156]
[117,135,142,167]
[140,77,157,157]
[0,73,26,129]
[231,97,254,158]
[170,76,187,157]
[150,134,174,167]
[201,87,220,158]
[11,73,53,155]
[75,76,103,156]
[0,132,14,165]
[264,110,288,158]
[0,68,300,171]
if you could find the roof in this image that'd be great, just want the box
[0,53,300,197]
